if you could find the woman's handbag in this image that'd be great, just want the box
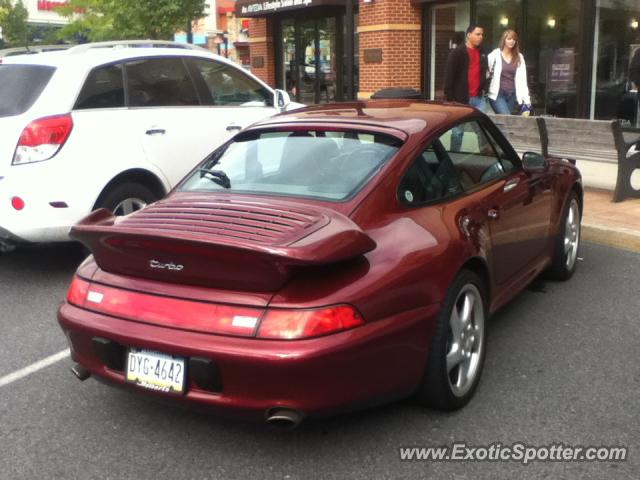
[519,103,533,116]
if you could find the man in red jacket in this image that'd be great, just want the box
[444,24,488,151]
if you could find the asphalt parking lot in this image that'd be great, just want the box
[1,242,638,479]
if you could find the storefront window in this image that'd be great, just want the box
[593,0,640,125]
[475,0,522,51]
[524,0,582,117]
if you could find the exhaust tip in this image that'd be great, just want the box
[265,407,304,429]
[71,363,91,381]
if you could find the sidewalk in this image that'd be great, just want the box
[582,188,640,253]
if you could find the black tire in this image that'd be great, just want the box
[97,183,158,216]
[415,270,488,411]
[548,191,581,281]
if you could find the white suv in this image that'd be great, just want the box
[0,40,300,251]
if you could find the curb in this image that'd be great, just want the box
[582,222,640,253]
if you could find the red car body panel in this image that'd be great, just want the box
[57,100,582,420]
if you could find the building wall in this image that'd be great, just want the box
[249,17,276,87]
[357,0,422,99]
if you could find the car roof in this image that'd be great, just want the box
[0,43,223,69]
[0,45,72,57]
[250,100,478,139]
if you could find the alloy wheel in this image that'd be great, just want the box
[446,284,485,397]
[564,198,580,271]
[113,197,147,216]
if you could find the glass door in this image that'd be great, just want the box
[281,16,339,104]
[429,2,470,100]
[282,19,297,100]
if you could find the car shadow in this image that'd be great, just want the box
[0,243,86,276]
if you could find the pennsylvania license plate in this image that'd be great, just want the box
[126,349,186,394]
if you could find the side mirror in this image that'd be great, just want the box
[522,151,547,173]
[274,89,291,111]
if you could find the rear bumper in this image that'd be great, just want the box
[57,301,439,421]
[0,165,92,243]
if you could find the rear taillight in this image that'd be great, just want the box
[65,279,364,339]
[257,306,364,339]
[66,276,90,307]
[71,282,264,337]
[12,114,73,165]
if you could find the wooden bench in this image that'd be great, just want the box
[489,114,640,202]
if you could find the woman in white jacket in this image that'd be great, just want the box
[487,29,531,115]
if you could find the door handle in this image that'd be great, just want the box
[488,208,500,219]
[145,128,166,135]
[503,178,520,192]
[226,125,242,132]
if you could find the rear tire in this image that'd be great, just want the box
[97,183,157,216]
[415,270,488,411]
[548,192,581,281]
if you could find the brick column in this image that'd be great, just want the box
[357,0,422,99]
[249,18,276,87]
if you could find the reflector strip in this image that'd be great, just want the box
[76,282,264,336]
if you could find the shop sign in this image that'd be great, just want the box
[549,48,575,92]
[240,0,313,15]
[37,0,68,11]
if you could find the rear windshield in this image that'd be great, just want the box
[179,129,402,201]
[0,65,55,117]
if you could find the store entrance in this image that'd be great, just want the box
[281,15,342,104]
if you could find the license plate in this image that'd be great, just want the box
[126,349,186,394]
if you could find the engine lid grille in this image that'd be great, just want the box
[117,199,329,246]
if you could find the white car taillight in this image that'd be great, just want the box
[12,114,73,165]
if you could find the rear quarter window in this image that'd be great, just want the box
[0,65,55,117]
[75,64,125,109]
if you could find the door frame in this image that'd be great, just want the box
[423,2,466,100]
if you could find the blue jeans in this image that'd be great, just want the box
[451,96,487,151]
[489,89,517,114]
[469,95,488,112]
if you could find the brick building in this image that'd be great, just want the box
[236,0,640,124]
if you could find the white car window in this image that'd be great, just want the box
[75,63,125,109]
[0,64,55,117]
[190,59,272,107]
[125,57,200,107]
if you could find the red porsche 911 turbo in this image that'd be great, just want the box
[58,100,582,427]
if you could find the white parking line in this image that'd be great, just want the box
[0,349,70,388]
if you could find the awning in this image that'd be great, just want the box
[236,0,347,18]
